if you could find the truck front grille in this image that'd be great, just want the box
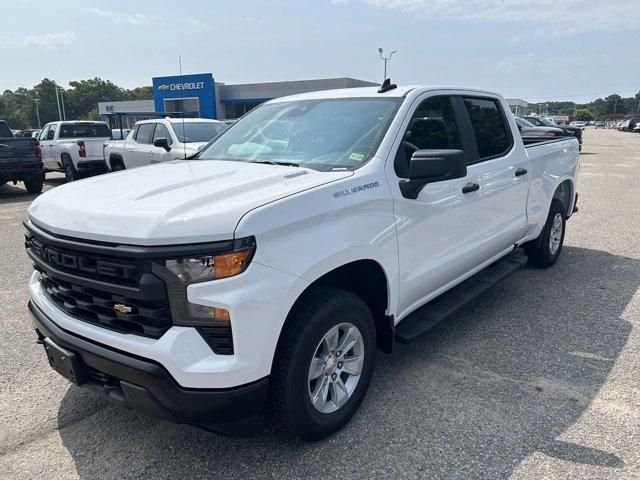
[26,227,172,339]
[36,268,171,338]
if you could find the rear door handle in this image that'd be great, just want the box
[515,168,528,177]
[462,182,480,194]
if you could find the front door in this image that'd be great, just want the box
[389,94,488,318]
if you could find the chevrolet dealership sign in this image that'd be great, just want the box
[156,81,205,92]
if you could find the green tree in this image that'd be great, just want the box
[65,77,126,119]
[574,108,594,121]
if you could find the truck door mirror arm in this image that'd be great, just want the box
[398,149,467,199]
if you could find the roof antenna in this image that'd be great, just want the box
[378,78,397,94]
[179,55,187,159]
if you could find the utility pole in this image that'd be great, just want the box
[377,48,397,81]
[58,87,66,121]
[55,86,62,121]
[33,97,41,128]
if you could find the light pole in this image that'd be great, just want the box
[378,48,397,81]
[54,84,66,121]
[33,97,41,129]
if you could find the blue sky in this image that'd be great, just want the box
[1,0,638,103]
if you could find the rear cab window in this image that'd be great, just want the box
[462,97,513,162]
[59,123,111,139]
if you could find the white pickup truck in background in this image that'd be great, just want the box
[103,118,227,171]
[26,84,579,441]
[38,121,111,182]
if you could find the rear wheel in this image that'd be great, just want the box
[524,199,566,268]
[24,173,44,194]
[271,287,376,441]
[111,161,125,172]
[62,157,77,182]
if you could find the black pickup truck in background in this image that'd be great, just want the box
[0,120,44,194]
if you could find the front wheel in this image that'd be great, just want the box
[270,287,376,441]
[524,198,566,268]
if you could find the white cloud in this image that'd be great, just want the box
[23,31,76,48]
[342,0,640,36]
[91,8,161,26]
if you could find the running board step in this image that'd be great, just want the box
[395,253,528,344]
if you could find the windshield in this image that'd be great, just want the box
[171,122,226,143]
[538,118,557,127]
[196,98,402,171]
[59,123,111,138]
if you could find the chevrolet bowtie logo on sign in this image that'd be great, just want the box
[113,304,133,314]
[157,84,170,91]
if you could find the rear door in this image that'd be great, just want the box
[460,96,529,259]
[127,123,154,168]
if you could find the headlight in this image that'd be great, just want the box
[165,248,254,283]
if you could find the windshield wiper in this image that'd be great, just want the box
[249,160,300,167]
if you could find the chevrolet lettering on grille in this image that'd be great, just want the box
[28,237,137,281]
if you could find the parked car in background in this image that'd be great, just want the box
[633,123,640,133]
[626,118,640,132]
[26,86,580,440]
[618,120,631,131]
[14,129,40,138]
[594,121,605,129]
[110,128,131,140]
[570,121,586,130]
[522,116,583,151]
[514,117,564,138]
[39,121,111,182]
[103,118,227,171]
[0,120,44,194]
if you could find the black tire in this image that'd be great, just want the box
[24,173,44,194]
[524,198,566,268]
[270,287,376,441]
[111,160,125,172]
[62,157,77,182]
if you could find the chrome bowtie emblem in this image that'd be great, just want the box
[113,303,132,314]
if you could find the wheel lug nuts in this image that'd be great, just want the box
[331,373,337,380]
[338,362,343,368]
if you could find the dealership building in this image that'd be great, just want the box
[98,73,378,124]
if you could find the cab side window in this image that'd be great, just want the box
[39,126,50,141]
[47,124,57,140]
[395,96,461,177]
[135,123,154,144]
[462,97,512,161]
[152,123,173,146]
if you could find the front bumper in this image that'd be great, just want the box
[29,300,269,435]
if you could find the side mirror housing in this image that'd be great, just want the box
[153,138,171,151]
[399,149,467,199]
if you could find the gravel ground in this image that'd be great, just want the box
[0,128,638,479]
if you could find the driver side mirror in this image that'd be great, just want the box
[153,138,171,151]
[399,149,467,199]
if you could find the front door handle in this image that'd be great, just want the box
[462,182,480,194]
[515,167,528,177]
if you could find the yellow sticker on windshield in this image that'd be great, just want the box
[349,153,365,161]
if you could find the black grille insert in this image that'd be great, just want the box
[36,268,172,338]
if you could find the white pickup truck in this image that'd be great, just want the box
[25,84,579,440]
[38,121,111,182]
[103,118,227,171]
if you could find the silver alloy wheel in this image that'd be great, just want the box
[308,322,364,414]
[549,212,563,255]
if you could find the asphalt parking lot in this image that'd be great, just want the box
[0,128,638,479]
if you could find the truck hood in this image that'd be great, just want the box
[28,160,352,245]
